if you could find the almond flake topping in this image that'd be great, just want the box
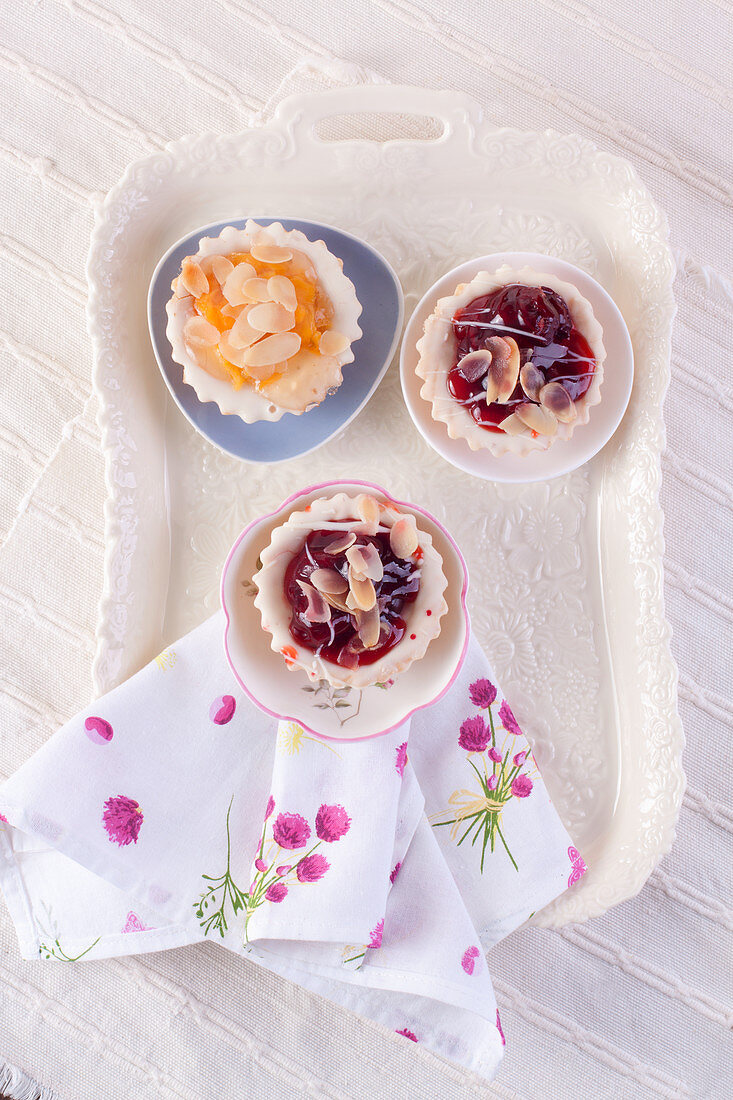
[389,516,418,560]
[296,580,331,624]
[184,315,219,347]
[355,604,381,649]
[356,494,380,532]
[498,412,530,436]
[250,241,293,264]
[247,302,296,334]
[228,309,261,350]
[519,362,544,402]
[515,402,558,436]
[217,332,249,369]
[310,568,348,595]
[241,277,272,303]
[222,263,257,306]
[346,543,383,583]
[180,259,208,298]
[539,381,577,423]
[208,255,235,285]
[267,275,298,311]
[244,331,301,368]
[456,349,492,384]
[347,567,376,611]
[484,336,520,404]
[324,532,357,555]
[319,330,350,357]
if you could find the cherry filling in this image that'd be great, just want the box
[448,284,596,433]
[283,530,421,668]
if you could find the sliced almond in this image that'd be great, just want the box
[222,262,257,306]
[296,580,331,624]
[498,412,531,436]
[519,362,544,402]
[356,494,380,532]
[184,315,220,347]
[346,543,383,583]
[209,255,235,285]
[455,349,492,384]
[247,359,286,383]
[310,567,348,595]
[389,516,418,560]
[319,330,350,357]
[324,531,357,555]
[172,277,190,299]
[242,277,273,303]
[244,331,301,368]
[180,258,208,299]
[217,331,249,369]
[484,336,520,404]
[247,302,296,334]
[348,568,376,611]
[539,381,577,423]
[355,605,381,649]
[321,589,352,614]
[229,309,261,350]
[515,402,558,436]
[268,275,298,311]
[250,241,293,264]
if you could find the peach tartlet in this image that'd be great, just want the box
[166,221,362,422]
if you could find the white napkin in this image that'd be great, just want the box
[0,612,585,1083]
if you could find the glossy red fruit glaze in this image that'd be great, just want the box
[448,284,596,432]
[283,530,420,668]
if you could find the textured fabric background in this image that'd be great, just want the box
[0,2,731,1098]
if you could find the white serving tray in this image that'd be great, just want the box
[87,84,683,927]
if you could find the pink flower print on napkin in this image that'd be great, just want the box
[85,716,113,744]
[265,883,288,903]
[511,774,533,798]
[488,747,502,763]
[264,795,275,820]
[315,804,351,842]
[297,853,330,882]
[487,774,499,791]
[276,864,291,875]
[395,741,408,777]
[396,1028,418,1042]
[469,678,497,708]
[272,812,311,850]
[458,715,490,753]
[568,846,587,887]
[254,859,268,873]
[513,749,527,767]
[121,911,151,934]
[368,919,384,949]
[389,861,402,884]
[461,945,480,975]
[498,700,523,736]
[496,1010,506,1046]
[102,796,143,846]
[0,812,7,824]
[209,695,236,725]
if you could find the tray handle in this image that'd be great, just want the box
[272,85,483,149]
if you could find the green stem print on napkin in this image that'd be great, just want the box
[432,679,537,872]
[194,796,352,944]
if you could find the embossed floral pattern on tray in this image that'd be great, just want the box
[86,88,683,926]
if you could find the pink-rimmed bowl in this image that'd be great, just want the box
[221,480,470,741]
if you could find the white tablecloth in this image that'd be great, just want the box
[0,3,731,1098]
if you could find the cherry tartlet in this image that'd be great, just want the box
[166,221,362,423]
[253,492,448,689]
[415,265,605,455]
